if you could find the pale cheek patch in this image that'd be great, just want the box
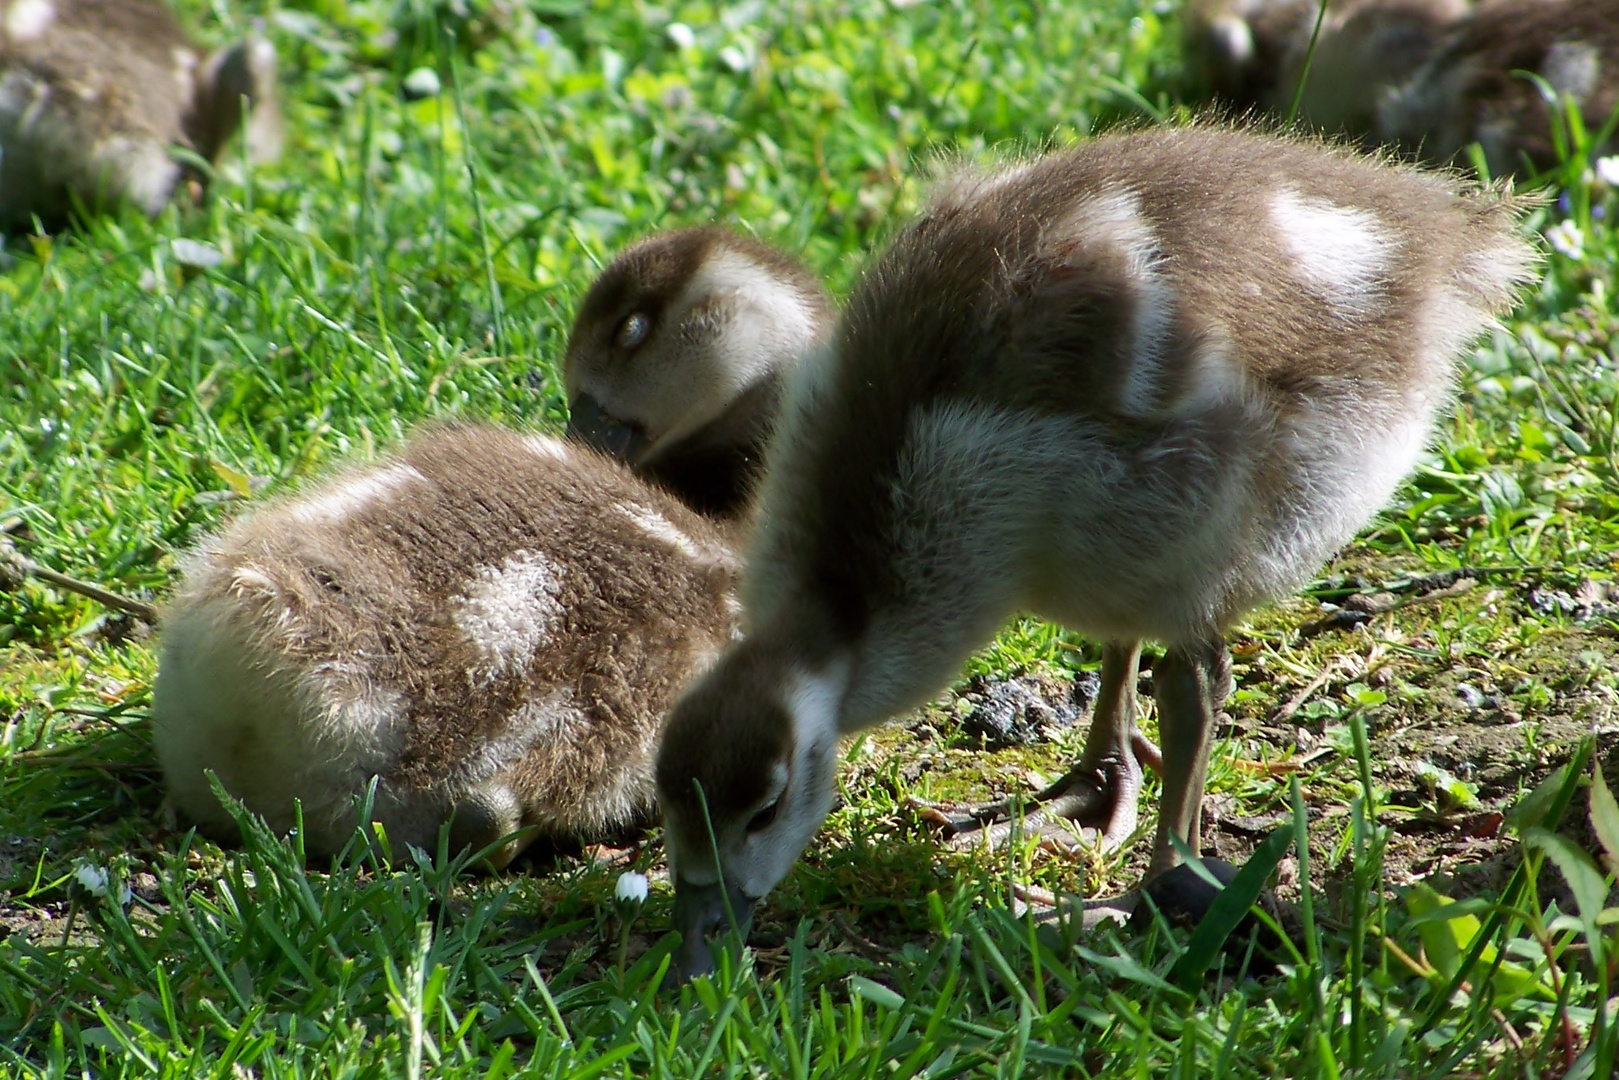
[453,551,565,682]
[291,464,426,526]
[1206,14,1255,71]
[639,247,822,451]
[690,248,822,365]
[784,662,846,747]
[4,0,55,43]
[730,662,848,898]
[1269,188,1391,318]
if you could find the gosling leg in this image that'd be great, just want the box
[1143,639,1231,877]
[932,639,1160,851]
[1070,639,1232,930]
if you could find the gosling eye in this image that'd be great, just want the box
[745,799,780,834]
[615,312,651,350]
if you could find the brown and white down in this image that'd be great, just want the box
[0,0,281,230]
[1191,0,1467,137]
[1379,0,1619,176]
[154,230,832,864]
[564,226,836,519]
[153,425,743,865]
[654,125,1539,978]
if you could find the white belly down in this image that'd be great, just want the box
[896,395,1437,647]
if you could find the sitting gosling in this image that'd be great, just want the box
[1192,0,1466,137]
[1379,0,1619,175]
[153,232,831,864]
[655,125,1537,978]
[0,0,282,230]
[152,425,741,865]
[564,226,835,518]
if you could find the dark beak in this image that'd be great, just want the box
[670,878,757,982]
[567,394,649,463]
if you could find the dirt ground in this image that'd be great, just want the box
[880,562,1619,932]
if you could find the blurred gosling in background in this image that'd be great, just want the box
[0,0,281,230]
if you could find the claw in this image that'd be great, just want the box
[1007,881,1141,930]
[916,754,1144,854]
[1131,729,1163,776]
[921,640,1157,857]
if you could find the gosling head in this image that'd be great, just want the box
[563,227,832,516]
[1289,0,1466,135]
[654,633,847,979]
[1191,0,1314,108]
[185,35,284,168]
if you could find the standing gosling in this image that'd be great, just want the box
[564,227,835,518]
[0,0,281,230]
[655,126,1537,978]
[1380,0,1619,175]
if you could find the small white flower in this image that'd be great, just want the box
[615,871,649,905]
[402,67,441,100]
[170,238,222,269]
[74,863,132,906]
[1597,156,1619,186]
[611,871,650,972]
[1547,220,1586,259]
[719,45,749,73]
[666,22,696,49]
[74,864,109,896]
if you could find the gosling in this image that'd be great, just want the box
[654,125,1538,978]
[1193,0,1466,137]
[154,230,831,864]
[153,425,741,865]
[0,0,281,230]
[564,226,835,517]
[1379,0,1619,175]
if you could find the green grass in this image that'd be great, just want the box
[3,0,1619,1075]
